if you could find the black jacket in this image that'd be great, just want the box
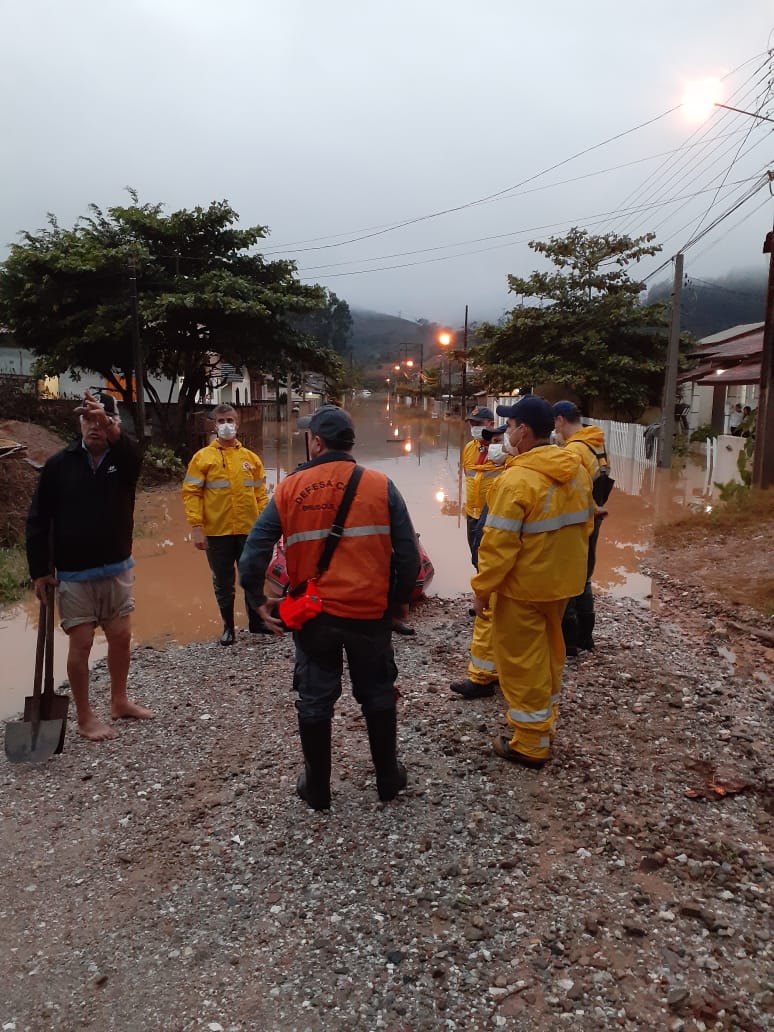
[26,434,142,578]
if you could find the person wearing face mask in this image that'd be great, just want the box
[450,422,512,700]
[182,403,269,645]
[461,406,506,563]
[552,401,612,653]
[470,396,594,769]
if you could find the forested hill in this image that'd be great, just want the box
[348,310,443,364]
[647,269,766,340]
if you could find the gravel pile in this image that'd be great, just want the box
[1,587,772,1032]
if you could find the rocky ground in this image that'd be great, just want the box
[1,562,773,1031]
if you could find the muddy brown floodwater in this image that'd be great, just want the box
[0,399,719,718]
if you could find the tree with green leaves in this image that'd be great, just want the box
[0,193,336,451]
[297,291,353,356]
[474,228,675,417]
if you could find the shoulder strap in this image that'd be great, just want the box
[316,465,364,577]
[580,440,609,466]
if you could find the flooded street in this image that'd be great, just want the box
[0,399,717,718]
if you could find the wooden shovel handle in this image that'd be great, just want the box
[29,598,46,724]
[44,583,55,698]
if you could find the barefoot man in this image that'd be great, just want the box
[26,390,153,740]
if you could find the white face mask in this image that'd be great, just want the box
[502,429,519,455]
[216,421,237,440]
[470,425,484,440]
[487,443,506,465]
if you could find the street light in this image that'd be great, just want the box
[437,307,469,416]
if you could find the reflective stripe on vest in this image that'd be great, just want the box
[204,479,231,490]
[184,474,205,487]
[285,523,391,548]
[243,478,265,488]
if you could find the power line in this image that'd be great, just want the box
[642,175,772,283]
[297,176,764,275]
[613,55,774,239]
[261,106,680,256]
[681,86,773,249]
[264,49,771,259]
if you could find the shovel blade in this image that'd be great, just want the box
[25,693,69,754]
[4,718,63,764]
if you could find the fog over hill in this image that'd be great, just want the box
[646,268,767,340]
[350,265,768,368]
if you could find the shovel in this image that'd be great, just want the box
[24,584,69,753]
[5,585,66,764]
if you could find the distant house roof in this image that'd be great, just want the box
[696,361,762,386]
[696,322,764,347]
[679,323,764,385]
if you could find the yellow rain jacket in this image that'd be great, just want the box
[182,440,269,537]
[472,444,594,603]
[563,425,609,489]
[462,438,507,520]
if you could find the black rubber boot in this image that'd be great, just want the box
[561,610,579,657]
[365,708,407,802]
[577,611,596,651]
[219,606,236,646]
[296,718,332,811]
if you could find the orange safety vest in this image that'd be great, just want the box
[273,460,393,620]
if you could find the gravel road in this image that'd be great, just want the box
[1,585,772,1032]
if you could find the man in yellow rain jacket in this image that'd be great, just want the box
[553,401,613,654]
[471,396,594,769]
[182,404,269,645]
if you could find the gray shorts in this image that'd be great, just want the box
[57,569,135,631]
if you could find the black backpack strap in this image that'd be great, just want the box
[316,465,364,577]
[580,440,609,467]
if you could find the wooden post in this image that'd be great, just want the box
[659,253,683,468]
[752,225,774,488]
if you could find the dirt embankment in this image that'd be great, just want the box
[646,489,774,622]
[0,421,68,549]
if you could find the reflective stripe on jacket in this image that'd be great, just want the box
[462,439,507,520]
[273,460,392,620]
[182,440,268,537]
[471,444,594,603]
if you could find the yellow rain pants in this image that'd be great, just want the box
[491,594,567,761]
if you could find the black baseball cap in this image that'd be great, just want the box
[495,396,555,438]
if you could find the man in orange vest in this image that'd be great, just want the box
[238,406,420,811]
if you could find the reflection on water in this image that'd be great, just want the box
[0,399,718,718]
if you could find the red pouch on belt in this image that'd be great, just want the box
[278,579,323,630]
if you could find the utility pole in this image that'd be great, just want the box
[461,304,468,417]
[399,341,423,409]
[659,252,683,469]
[752,224,774,488]
[128,256,146,445]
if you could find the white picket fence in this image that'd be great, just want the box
[594,418,655,466]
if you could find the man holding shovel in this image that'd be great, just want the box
[26,390,153,741]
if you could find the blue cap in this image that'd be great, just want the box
[552,400,582,421]
[465,405,494,423]
[496,396,555,438]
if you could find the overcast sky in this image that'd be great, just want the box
[2,1,773,326]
